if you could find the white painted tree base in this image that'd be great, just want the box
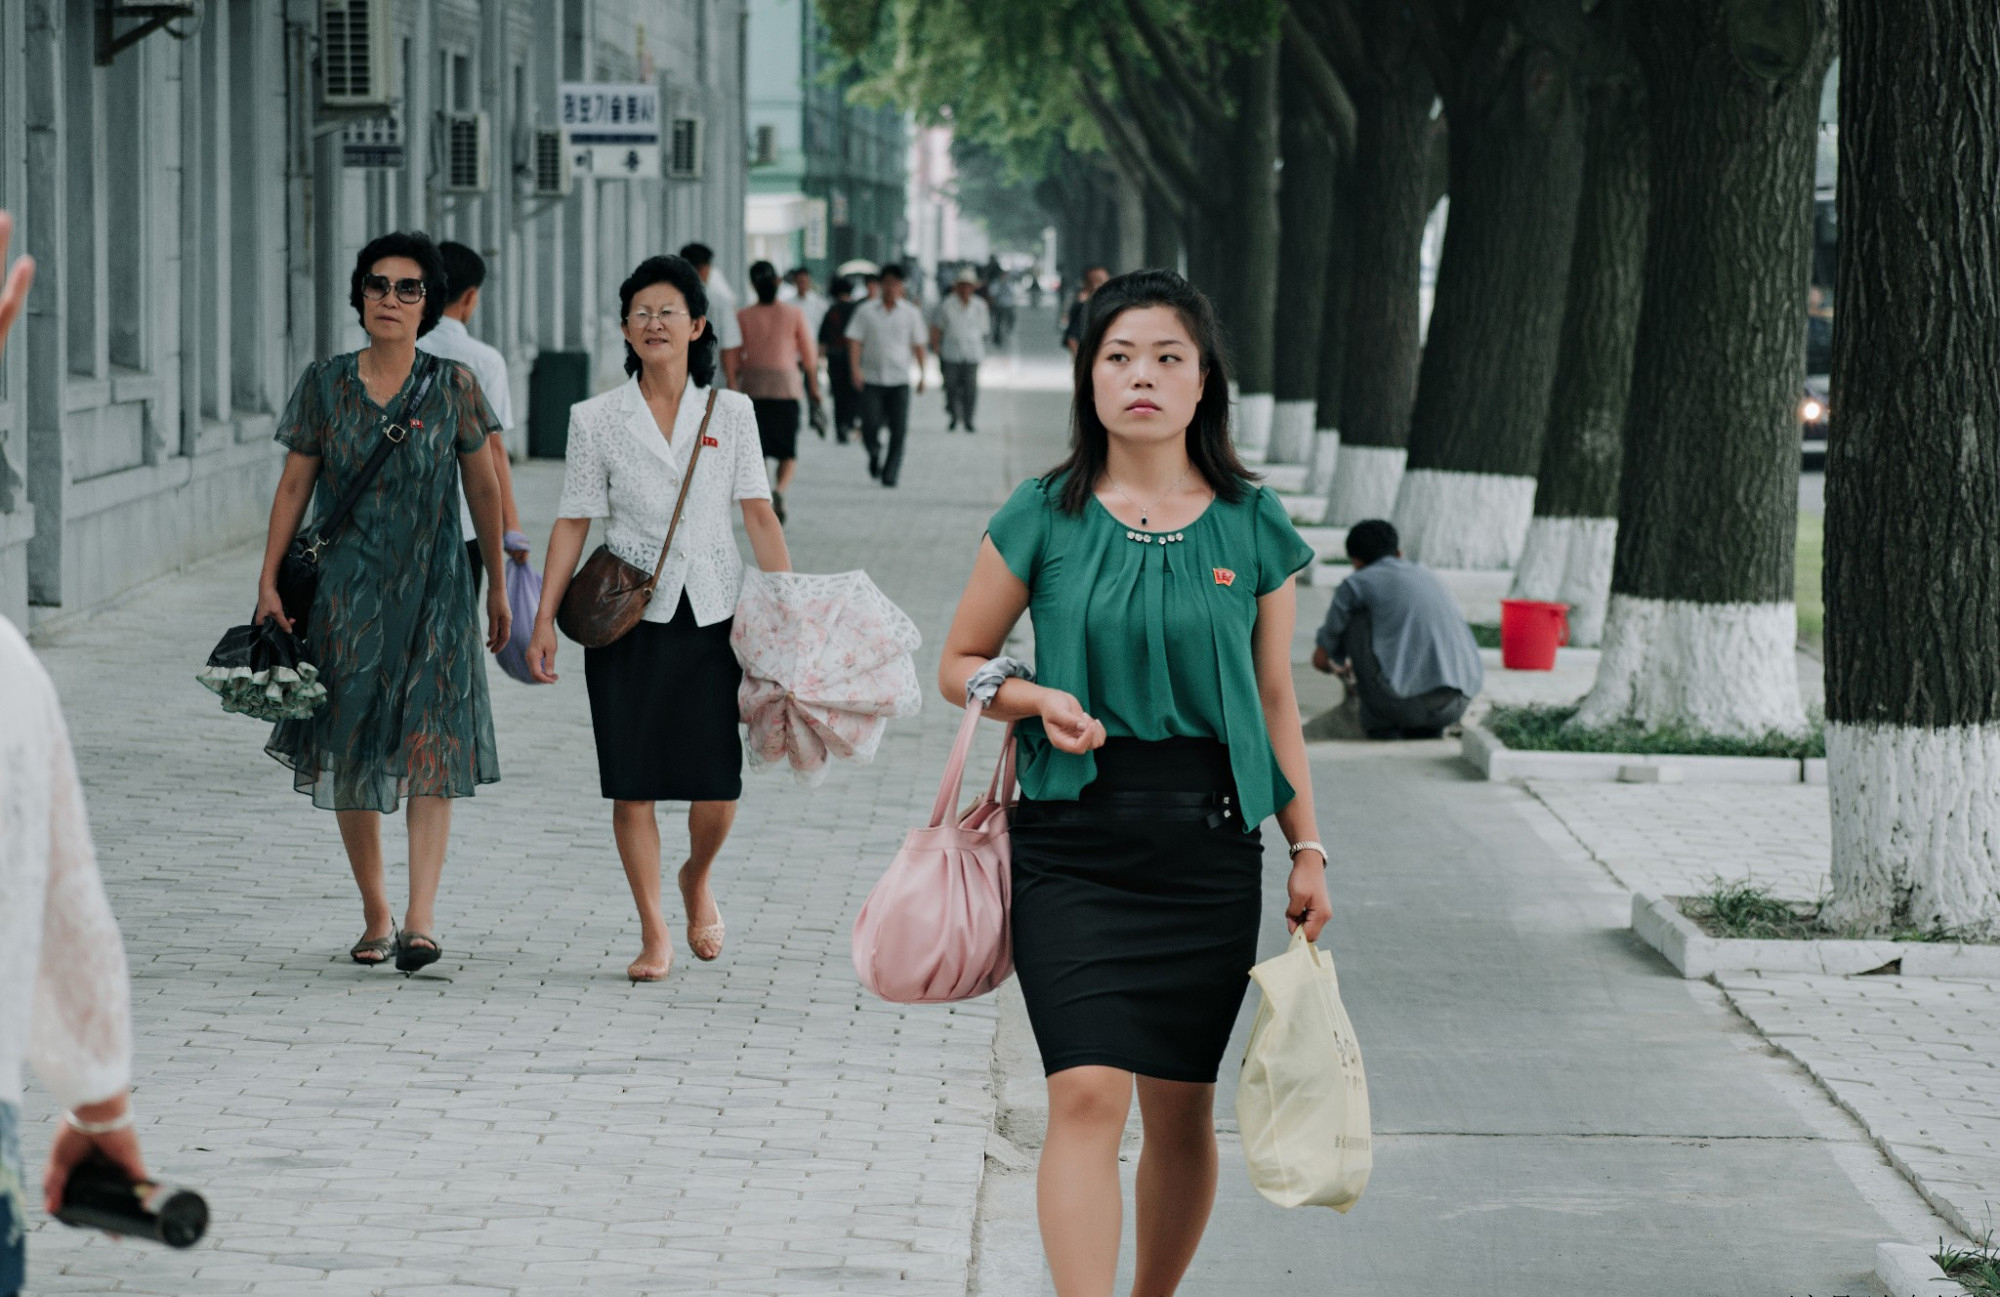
[1824,723,2000,937]
[1509,516,1618,647]
[1269,400,1316,463]
[1573,595,1807,737]
[1390,469,1537,570]
[1308,429,1340,494]
[1234,392,1275,458]
[1325,446,1405,526]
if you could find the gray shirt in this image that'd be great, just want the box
[1315,557,1484,700]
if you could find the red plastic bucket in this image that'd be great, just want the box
[1498,599,1569,671]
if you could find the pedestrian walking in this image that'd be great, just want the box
[679,243,745,389]
[0,207,154,1297]
[253,232,510,975]
[1062,264,1112,357]
[781,265,830,339]
[737,260,821,524]
[939,269,1330,1297]
[819,277,864,444]
[526,254,792,983]
[416,241,530,595]
[930,267,990,433]
[990,272,1018,347]
[1311,519,1483,738]
[844,263,928,487]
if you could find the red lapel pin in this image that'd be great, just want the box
[702,435,719,448]
[1213,567,1236,587]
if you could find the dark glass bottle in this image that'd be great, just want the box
[56,1155,208,1249]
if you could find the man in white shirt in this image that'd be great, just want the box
[844,263,928,488]
[929,267,991,433]
[680,242,744,389]
[416,242,528,595]
[780,266,830,339]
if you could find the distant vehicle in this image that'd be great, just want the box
[1800,374,1829,468]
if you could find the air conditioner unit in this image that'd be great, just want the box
[442,111,491,193]
[668,115,703,180]
[530,127,572,197]
[320,0,395,110]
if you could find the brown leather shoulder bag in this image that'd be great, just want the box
[555,389,718,648]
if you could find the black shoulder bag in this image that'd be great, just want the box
[275,354,442,638]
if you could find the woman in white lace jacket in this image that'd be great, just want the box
[528,254,791,984]
[0,617,150,1296]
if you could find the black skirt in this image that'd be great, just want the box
[752,397,801,461]
[583,594,744,802]
[1010,737,1264,1083]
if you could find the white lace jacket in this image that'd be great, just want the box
[556,378,773,628]
[0,617,132,1109]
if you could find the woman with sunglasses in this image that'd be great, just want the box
[254,231,511,975]
[528,255,790,983]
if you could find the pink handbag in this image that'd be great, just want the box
[851,702,1016,1003]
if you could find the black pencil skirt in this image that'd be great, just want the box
[1010,737,1265,1083]
[752,397,801,461]
[583,594,743,802]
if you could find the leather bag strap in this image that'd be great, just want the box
[643,388,720,597]
[305,354,443,556]
[929,703,986,827]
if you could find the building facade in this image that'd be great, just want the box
[0,0,747,628]
[744,0,903,283]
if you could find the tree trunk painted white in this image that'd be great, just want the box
[1509,515,1618,646]
[1234,391,1276,458]
[1823,723,2000,937]
[1269,400,1316,464]
[1573,595,1807,736]
[1390,469,1536,570]
[1307,429,1340,495]
[1326,445,1406,526]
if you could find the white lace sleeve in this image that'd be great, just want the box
[28,693,134,1109]
[555,406,609,519]
[730,394,773,502]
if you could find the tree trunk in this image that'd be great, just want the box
[1511,59,1649,647]
[1310,170,1357,495]
[1822,0,2000,937]
[1327,52,1436,527]
[1574,0,1831,736]
[1393,0,1588,570]
[1217,36,1282,457]
[1144,185,1182,271]
[1271,49,1337,465]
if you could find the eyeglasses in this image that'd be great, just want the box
[362,274,428,304]
[626,306,689,329]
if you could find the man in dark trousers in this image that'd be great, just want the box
[1312,519,1484,739]
[819,276,863,443]
[843,263,928,487]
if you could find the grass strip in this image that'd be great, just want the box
[1483,703,1826,760]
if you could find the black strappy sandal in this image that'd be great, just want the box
[394,931,442,975]
[350,935,396,966]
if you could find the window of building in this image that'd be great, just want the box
[64,7,95,376]
[229,0,265,413]
[104,49,145,372]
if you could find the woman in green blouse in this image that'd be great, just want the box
[940,270,1331,1296]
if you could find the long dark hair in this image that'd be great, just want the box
[618,254,718,385]
[749,259,780,305]
[1044,269,1253,515]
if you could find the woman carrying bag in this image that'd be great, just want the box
[938,270,1331,1297]
[527,255,790,984]
[255,231,510,975]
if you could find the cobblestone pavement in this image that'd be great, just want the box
[1716,972,2000,1245]
[1525,779,1833,902]
[1525,778,2000,1255]
[17,350,1072,1295]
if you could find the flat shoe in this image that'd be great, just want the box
[688,920,725,963]
[394,931,442,974]
[350,934,395,966]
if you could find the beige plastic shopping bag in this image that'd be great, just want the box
[1236,928,1372,1211]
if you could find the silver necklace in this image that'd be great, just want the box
[1109,467,1191,528]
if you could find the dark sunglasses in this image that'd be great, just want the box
[362,274,427,304]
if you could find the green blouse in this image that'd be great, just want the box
[986,475,1316,830]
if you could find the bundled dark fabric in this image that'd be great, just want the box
[196,619,328,722]
[278,355,442,637]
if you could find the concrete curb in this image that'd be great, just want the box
[1632,892,2000,979]
[1875,1241,1967,1295]
[1462,722,1825,784]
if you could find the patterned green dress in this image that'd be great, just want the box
[266,352,502,812]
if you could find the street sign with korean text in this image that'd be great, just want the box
[559,82,660,180]
[340,115,405,169]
